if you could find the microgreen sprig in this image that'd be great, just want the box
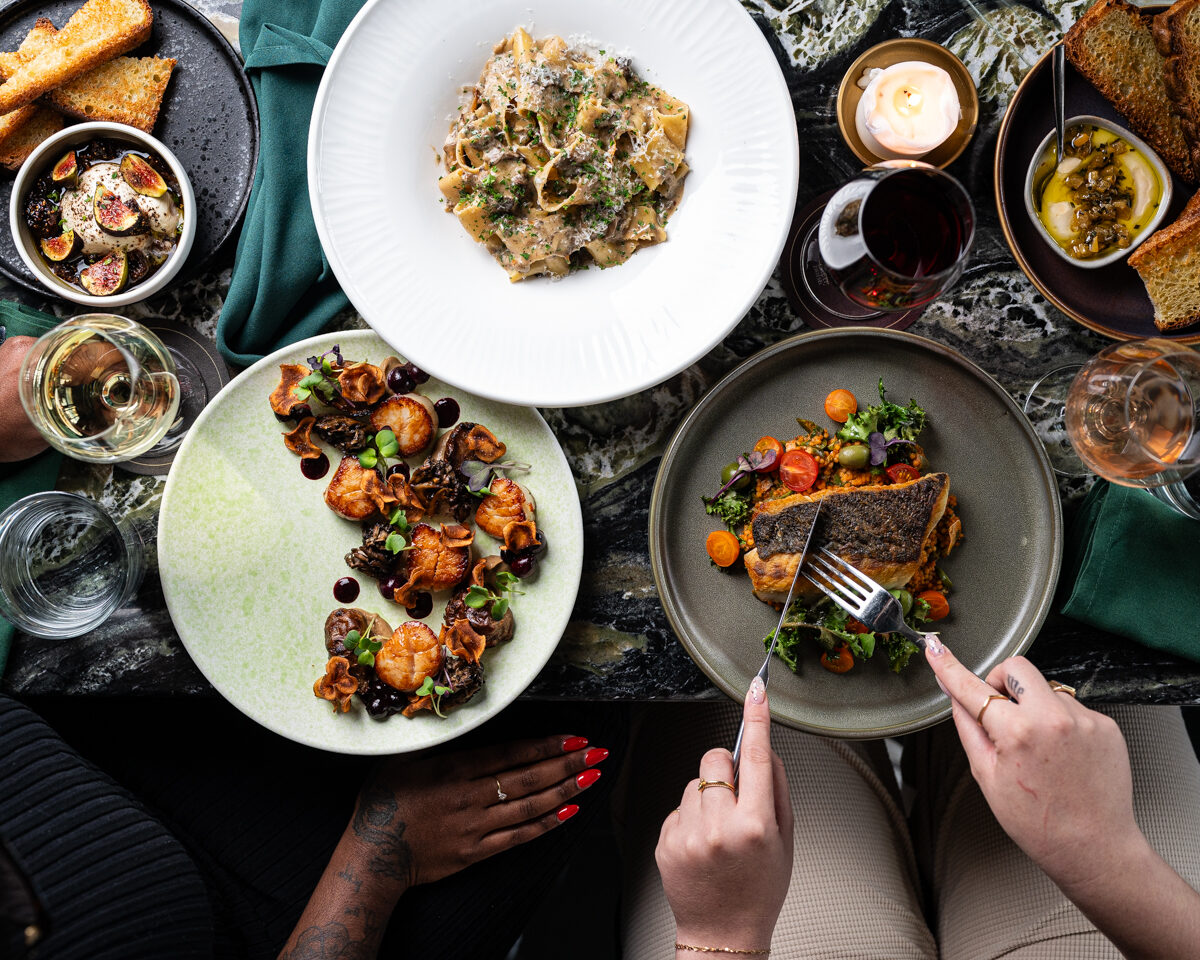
[296,345,345,404]
[344,628,383,667]
[464,571,524,619]
[460,458,532,497]
[358,428,400,469]
[416,674,452,717]
[385,509,413,554]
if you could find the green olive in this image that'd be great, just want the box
[838,443,870,469]
[721,461,751,490]
[890,588,914,615]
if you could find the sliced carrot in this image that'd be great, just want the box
[705,530,741,568]
[820,643,855,674]
[824,389,857,423]
[917,590,950,621]
[845,617,870,634]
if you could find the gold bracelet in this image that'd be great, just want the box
[675,944,769,956]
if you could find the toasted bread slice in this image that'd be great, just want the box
[0,22,63,149]
[1065,0,1195,182]
[0,17,175,132]
[1154,0,1200,180]
[1128,190,1200,331]
[0,105,63,170]
[0,0,153,116]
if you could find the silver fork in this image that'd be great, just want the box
[803,546,928,648]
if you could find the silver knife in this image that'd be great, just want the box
[731,497,823,782]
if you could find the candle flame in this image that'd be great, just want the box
[894,85,922,116]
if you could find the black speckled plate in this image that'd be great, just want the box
[0,0,259,295]
[996,38,1200,345]
[648,329,1062,739]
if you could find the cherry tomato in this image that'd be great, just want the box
[820,643,855,674]
[824,389,857,423]
[752,436,784,472]
[779,449,819,492]
[886,463,920,484]
[917,590,950,621]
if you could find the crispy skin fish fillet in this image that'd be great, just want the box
[745,473,949,605]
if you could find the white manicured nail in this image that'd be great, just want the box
[749,676,765,704]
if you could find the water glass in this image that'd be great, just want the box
[0,492,144,638]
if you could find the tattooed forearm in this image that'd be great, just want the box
[352,775,415,885]
[279,922,373,960]
[337,864,363,895]
[1007,675,1025,697]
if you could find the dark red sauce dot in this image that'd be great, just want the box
[333,577,360,603]
[405,592,433,619]
[434,397,459,428]
[379,575,402,601]
[301,453,330,480]
[387,462,410,482]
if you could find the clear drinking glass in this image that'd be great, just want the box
[1025,339,1200,520]
[0,492,145,638]
[798,160,976,319]
[18,314,181,463]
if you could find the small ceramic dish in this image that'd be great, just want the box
[9,121,196,307]
[1023,115,1172,270]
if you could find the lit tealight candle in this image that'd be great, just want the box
[855,61,960,160]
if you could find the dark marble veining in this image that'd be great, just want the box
[5,0,1200,705]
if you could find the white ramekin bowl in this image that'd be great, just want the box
[9,121,197,306]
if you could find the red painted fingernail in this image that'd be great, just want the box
[576,769,601,789]
[557,804,579,822]
[584,747,609,767]
[562,736,588,752]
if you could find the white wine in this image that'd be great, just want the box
[19,315,180,463]
[1064,341,1200,488]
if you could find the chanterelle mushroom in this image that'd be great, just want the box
[433,422,507,469]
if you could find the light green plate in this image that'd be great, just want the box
[159,330,583,755]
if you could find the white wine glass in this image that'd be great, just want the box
[1025,339,1200,520]
[18,314,181,463]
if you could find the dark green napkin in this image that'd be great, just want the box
[216,0,367,368]
[1060,480,1200,663]
[0,302,64,673]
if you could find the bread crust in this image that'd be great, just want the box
[1065,0,1196,182]
[1129,189,1200,331]
[0,0,154,115]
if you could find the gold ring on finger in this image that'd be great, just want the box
[495,777,508,802]
[1049,680,1077,698]
[976,694,1010,725]
[697,779,736,794]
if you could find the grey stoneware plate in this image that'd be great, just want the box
[649,328,1063,739]
[0,0,259,295]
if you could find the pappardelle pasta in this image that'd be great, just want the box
[438,28,690,282]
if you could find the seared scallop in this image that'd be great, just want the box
[371,394,437,458]
[374,621,444,692]
[475,477,536,540]
[391,523,472,607]
[325,456,389,521]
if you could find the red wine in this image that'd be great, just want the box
[861,170,968,279]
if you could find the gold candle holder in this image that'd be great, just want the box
[837,38,980,169]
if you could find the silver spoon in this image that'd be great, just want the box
[1053,44,1066,163]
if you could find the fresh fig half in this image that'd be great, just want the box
[119,154,167,198]
[39,229,79,262]
[51,150,77,187]
[93,184,142,234]
[80,251,129,296]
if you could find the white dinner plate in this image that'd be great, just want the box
[308,0,798,407]
[158,330,584,755]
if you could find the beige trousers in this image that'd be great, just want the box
[617,704,1200,959]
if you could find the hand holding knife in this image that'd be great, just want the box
[731,498,823,783]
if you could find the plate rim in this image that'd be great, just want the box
[994,40,1200,346]
[0,0,260,295]
[157,328,585,755]
[305,0,800,408]
[647,327,1064,738]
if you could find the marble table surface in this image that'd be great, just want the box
[5,0,1199,705]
